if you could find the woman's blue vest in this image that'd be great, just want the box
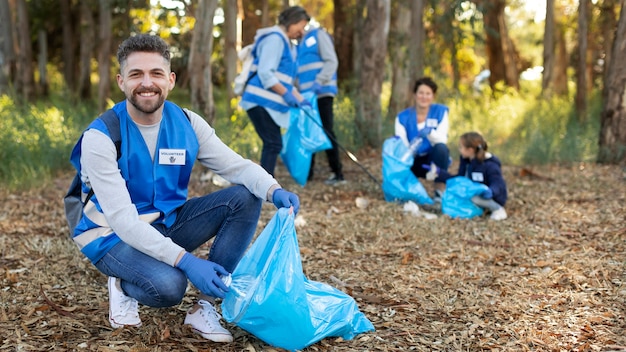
[297,28,338,96]
[397,103,448,155]
[70,101,198,263]
[241,30,297,112]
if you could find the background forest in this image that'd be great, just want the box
[0,0,625,189]
[1,1,625,351]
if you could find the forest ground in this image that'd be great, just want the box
[1,150,625,351]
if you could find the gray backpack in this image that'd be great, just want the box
[63,110,120,237]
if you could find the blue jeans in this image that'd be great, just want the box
[410,143,450,179]
[94,185,262,307]
[247,106,282,176]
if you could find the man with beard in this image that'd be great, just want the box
[68,34,300,343]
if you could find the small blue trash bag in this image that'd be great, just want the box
[280,92,331,186]
[441,176,490,219]
[221,208,375,351]
[381,136,433,205]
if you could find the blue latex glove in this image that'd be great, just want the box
[481,188,493,199]
[282,91,300,107]
[417,128,431,139]
[272,188,300,215]
[311,82,323,94]
[300,99,312,108]
[176,253,230,298]
[421,162,439,181]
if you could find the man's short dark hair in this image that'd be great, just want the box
[117,34,171,69]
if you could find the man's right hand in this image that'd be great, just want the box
[176,252,230,298]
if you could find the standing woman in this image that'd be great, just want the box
[394,77,450,201]
[297,25,345,185]
[240,6,311,176]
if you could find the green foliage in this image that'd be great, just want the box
[446,82,600,166]
[0,95,99,190]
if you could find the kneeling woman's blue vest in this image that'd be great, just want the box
[70,101,198,263]
[397,103,448,155]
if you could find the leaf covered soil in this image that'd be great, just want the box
[1,151,625,351]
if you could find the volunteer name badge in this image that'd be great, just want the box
[159,149,186,165]
[471,172,484,182]
[305,36,317,47]
[426,118,438,128]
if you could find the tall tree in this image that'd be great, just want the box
[475,0,519,90]
[355,0,390,147]
[15,0,35,100]
[224,0,238,106]
[575,0,588,119]
[541,0,555,96]
[333,0,355,84]
[37,29,48,96]
[553,11,568,96]
[188,0,218,124]
[98,0,112,112]
[386,0,414,121]
[598,0,626,164]
[0,0,15,95]
[78,0,95,100]
[386,0,424,120]
[600,0,618,99]
[59,0,75,92]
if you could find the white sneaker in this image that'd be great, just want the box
[184,300,233,343]
[108,276,141,328]
[490,207,508,221]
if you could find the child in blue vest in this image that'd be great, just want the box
[425,132,508,220]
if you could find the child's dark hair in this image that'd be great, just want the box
[460,132,488,162]
[278,6,310,28]
[117,34,171,71]
[413,76,438,94]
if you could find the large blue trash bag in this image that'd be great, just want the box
[280,92,331,186]
[441,176,490,219]
[381,136,433,205]
[221,208,375,351]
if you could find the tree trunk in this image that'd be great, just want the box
[554,20,568,95]
[478,0,519,91]
[356,0,389,147]
[188,0,218,125]
[98,0,112,112]
[224,0,238,108]
[598,1,626,164]
[541,0,555,96]
[37,29,48,97]
[601,0,618,100]
[0,0,15,95]
[78,1,94,100]
[15,0,34,100]
[575,0,588,119]
[386,0,412,121]
[410,0,425,80]
[333,0,355,85]
[60,0,75,92]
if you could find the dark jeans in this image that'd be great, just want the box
[310,96,343,178]
[94,185,262,307]
[410,143,450,179]
[247,106,282,176]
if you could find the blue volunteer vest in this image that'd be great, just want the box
[397,103,448,155]
[69,101,199,263]
[297,28,338,96]
[241,30,297,112]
